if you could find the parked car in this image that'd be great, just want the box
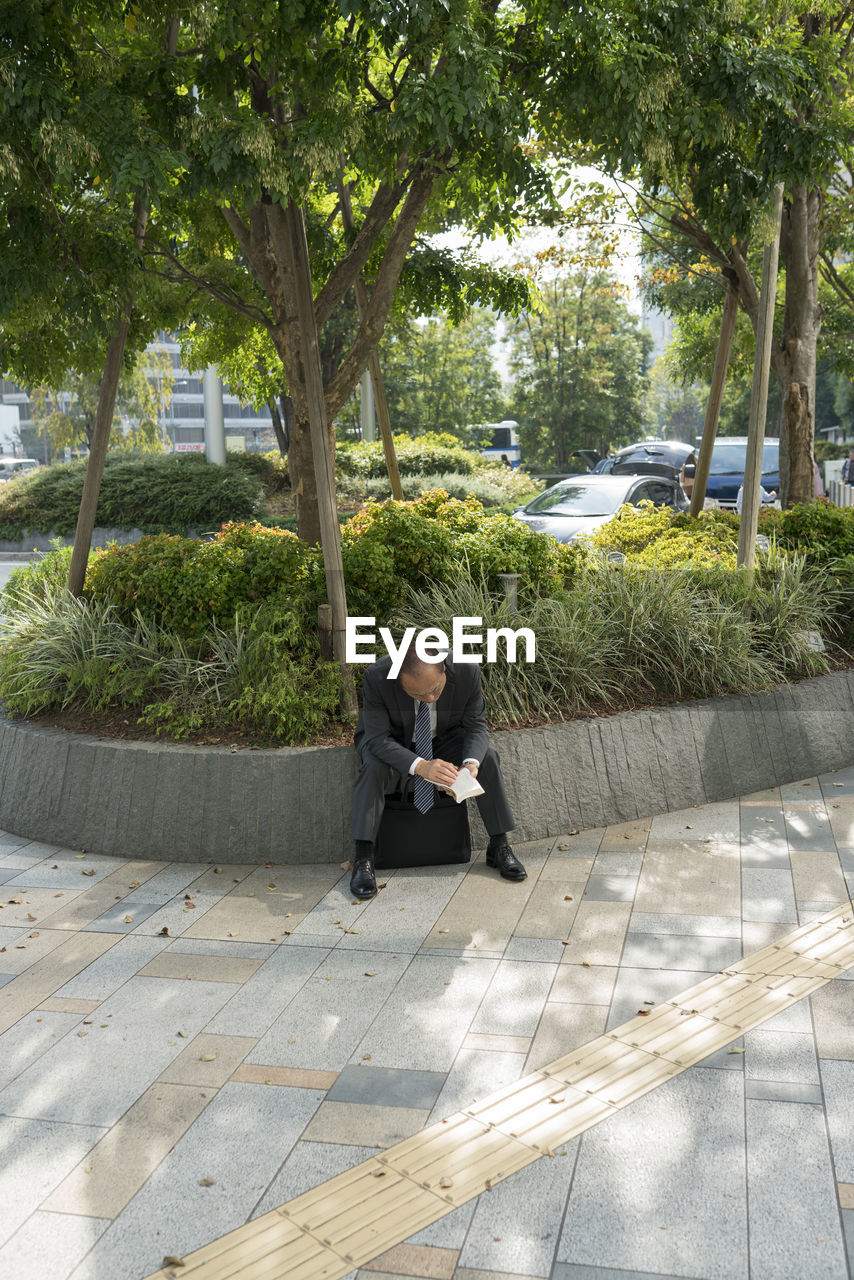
[512,470,689,543]
[593,440,696,475]
[703,437,779,507]
[0,458,39,482]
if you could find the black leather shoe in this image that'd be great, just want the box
[486,839,527,881]
[350,855,378,899]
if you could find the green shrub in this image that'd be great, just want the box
[336,431,479,479]
[0,453,263,540]
[341,490,580,620]
[1,543,74,607]
[0,581,339,745]
[345,466,536,509]
[758,500,854,565]
[85,521,317,640]
[225,449,289,492]
[587,503,741,567]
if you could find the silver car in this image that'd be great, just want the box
[513,472,688,543]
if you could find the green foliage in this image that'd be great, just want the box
[588,502,741,568]
[340,490,580,620]
[0,453,263,540]
[337,432,479,479]
[85,521,317,641]
[342,464,537,509]
[1,542,73,606]
[756,500,854,566]
[508,269,653,469]
[0,581,340,745]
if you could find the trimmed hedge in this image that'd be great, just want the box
[0,453,263,540]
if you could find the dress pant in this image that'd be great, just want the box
[351,724,515,844]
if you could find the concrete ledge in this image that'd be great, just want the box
[2,671,853,862]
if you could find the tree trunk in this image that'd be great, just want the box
[691,279,739,517]
[67,197,148,596]
[288,415,321,546]
[266,395,288,456]
[778,184,822,508]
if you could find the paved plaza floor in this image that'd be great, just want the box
[1,772,853,1280]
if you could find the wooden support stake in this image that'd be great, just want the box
[690,281,739,518]
[738,184,784,572]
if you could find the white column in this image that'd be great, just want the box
[202,367,226,465]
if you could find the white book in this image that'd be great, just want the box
[448,768,485,803]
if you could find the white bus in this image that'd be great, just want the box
[478,419,522,468]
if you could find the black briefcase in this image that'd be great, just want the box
[375,781,472,870]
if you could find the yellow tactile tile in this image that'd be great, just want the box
[142,896,854,1280]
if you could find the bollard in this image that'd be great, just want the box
[498,572,520,611]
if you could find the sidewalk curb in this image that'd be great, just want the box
[1,671,853,862]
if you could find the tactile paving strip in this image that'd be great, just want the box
[144,898,854,1280]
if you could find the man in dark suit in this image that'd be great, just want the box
[350,649,526,898]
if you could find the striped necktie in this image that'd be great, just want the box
[413,700,434,814]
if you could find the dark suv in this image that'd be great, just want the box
[703,437,780,507]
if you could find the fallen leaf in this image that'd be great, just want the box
[364,972,377,977]
[199,1054,217,1062]
[228,932,239,938]
[75,855,84,860]
[636,1009,650,1017]
[83,1020,93,1025]
[569,828,579,835]
[485,1179,493,1190]
[159,927,170,936]
[177,1031,188,1038]
[82,869,96,876]
[438,929,448,934]
[728,1046,745,1054]
[564,895,573,901]
[54,893,64,898]
[77,1031,87,1037]
[561,939,572,946]
[124,916,133,924]
[288,1037,296,1044]
[199,1177,215,1187]
[332,919,341,925]
[129,880,140,889]
[339,860,351,871]
[643,1000,654,1005]
[184,903,196,910]
[685,825,694,830]
[439,1177,453,1189]
[27,913,36,922]
[7,897,21,905]
[342,928,360,935]
[213,867,222,874]
[362,1053,372,1060]
[582,960,590,967]
[265,861,274,867]
[557,842,569,850]
[549,1096,565,1104]
[372,1169,387,1178]
[267,883,276,890]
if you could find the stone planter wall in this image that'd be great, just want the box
[1,671,853,863]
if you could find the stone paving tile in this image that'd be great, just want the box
[458,1142,579,1276]
[741,787,783,806]
[166,937,278,959]
[461,1032,530,1054]
[649,801,740,842]
[0,975,241,1126]
[502,937,566,963]
[0,931,120,1036]
[156,1032,258,1087]
[560,900,631,967]
[127,887,240,940]
[251,1138,376,1220]
[843,1210,854,1275]
[0,927,70,975]
[746,1098,848,1280]
[37,996,100,1015]
[598,819,651,852]
[245,949,413,1071]
[538,853,594,882]
[809,981,854,1060]
[744,1080,823,1104]
[455,1271,549,1280]
[204,942,330,1038]
[360,1243,459,1278]
[120,861,220,903]
[557,1068,747,1279]
[548,828,606,856]
[422,865,538,953]
[43,1081,212,1218]
[66,1082,324,1280]
[3,855,130,889]
[231,1064,338,1088]
[525,1002,609,1073]
[0,885,90,929]
[827,799,854,846]
[0,1114,106,1248]
[83,900,164,933]
[592,850,644,876]
[0,1010,82,1092]
[327,1065,448,1110]
[178,867,340,943]
[783,805,838,853]
[582,873,638,903]
[741,868,797,923]
[0,865,25,885]
[819,1059,854,1182]
[0,1211,110,1280]
[53,933,171,1000]
[301,1100,429,1146]
[843,1184,854,1210]
[780,777,822,804]
[469,960,557,1039]
[350,954,498,1072]
[32,862,163,931]
[606,967,712,1033]
[788,850,848,904]
[428,1047,525,1123]
[743,1029,819,1085]
[338,868,469,953]
[619,932,742,973]
[627,911,741,937]
[511,878,583,939]
[635,841,741,918]
[135,949,265,984]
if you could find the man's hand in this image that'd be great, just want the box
[462,762,479,779]
[415,758,459,789]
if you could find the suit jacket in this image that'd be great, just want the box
[354,656,491,776]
